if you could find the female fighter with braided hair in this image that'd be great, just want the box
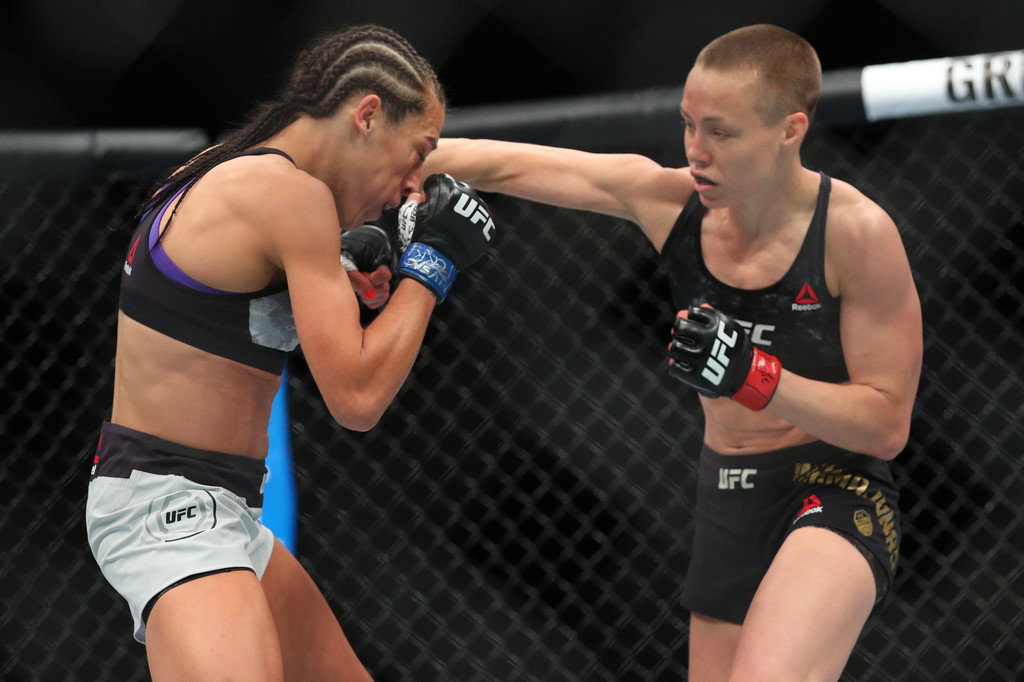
[425,24,920,681]
[87,24,495,680]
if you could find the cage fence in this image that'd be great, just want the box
[1,83,1022,680]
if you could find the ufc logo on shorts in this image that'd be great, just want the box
[165,506,198,524]
[701,320,738,385]
[718,468,757,490]
[453,192,495,241]
[146,490,216,542]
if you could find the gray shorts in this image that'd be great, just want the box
[86,422,275,643]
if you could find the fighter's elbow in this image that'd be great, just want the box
[867,421,911,460]
[324,390,387,433]
[336,411,382,433]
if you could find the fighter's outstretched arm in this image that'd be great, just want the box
[424,138,693,249]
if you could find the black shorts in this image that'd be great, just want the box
[681,441,900,625]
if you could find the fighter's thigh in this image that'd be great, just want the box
[688,612,742,682]
[146,569,283,681]
[260,539,372,681]
[733,526,875,681]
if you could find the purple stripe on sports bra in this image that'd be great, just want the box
[148,184,229,295]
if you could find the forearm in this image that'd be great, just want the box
[669,306,915,459]
[421,138,472,179]
[424,138,517,191]
[352,281,437,425]
[426,138,647,221]
[309,281,435,431]
[766,371,912,459]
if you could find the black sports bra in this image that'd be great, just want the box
[118,148,298,374]
[660,172,848,383]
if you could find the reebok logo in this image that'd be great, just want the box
[795,283,819,304]
[91,435,101,476]
[792,283,821,311]
[794,494,824,523]
[123,235,141,276]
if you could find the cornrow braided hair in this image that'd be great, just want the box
[138,24,444,218]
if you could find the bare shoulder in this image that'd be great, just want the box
[634,161,693,200]
[213,153,334,225]
[827,177,902,255]
[213,155,339,260]
[629,164,695,250]
[826,177,912,296]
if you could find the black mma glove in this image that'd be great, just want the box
[668,305,782,411]
[340,215,399,274]
[396,173,496,301]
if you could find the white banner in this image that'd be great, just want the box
[861,51,1024,121]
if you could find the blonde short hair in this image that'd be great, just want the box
[695,24,821,124]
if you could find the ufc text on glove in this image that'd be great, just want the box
[667,305,782,411]
[397,174,495,302]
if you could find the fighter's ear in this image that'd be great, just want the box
[353,94,383,135]
[782,110,809,148]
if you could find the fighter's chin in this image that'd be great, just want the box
[694,187,723,207]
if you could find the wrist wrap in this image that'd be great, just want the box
[397,242,457,302]
[731,348,782,411]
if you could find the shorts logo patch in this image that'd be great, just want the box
[854,509,874,537]
[146,490,217,542]
[794,494,823,523]
[718,468,757,490]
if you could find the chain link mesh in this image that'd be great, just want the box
[1,107,1022,680]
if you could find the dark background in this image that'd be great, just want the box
[2,2,1023,681]
[2,0,1023,134]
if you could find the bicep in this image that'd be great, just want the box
[488,146,652,220]
[837,220,923,404]
[260,184,364,368]
[286,250,363,367]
